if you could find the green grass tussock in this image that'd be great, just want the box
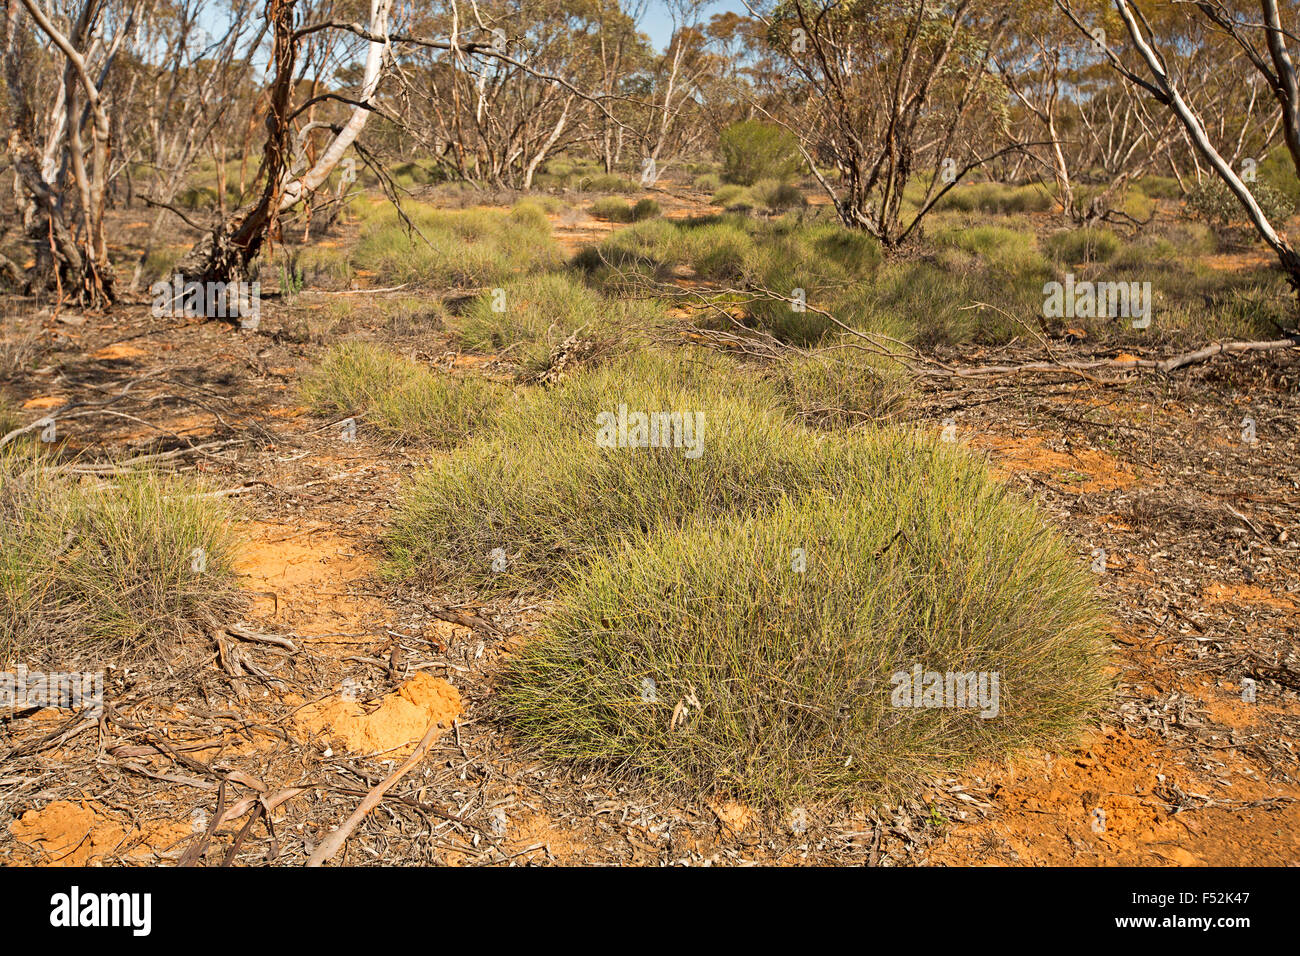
[938,182,1054,215]
[457,273,660,374]
[589,197,662,223]
[350,200,561,287]
[1046,226,1122,264]
[578,173,639,194]
[301,341,504,446]
[769,353,912,428]
[0,452,240,666]
[383,350,839,593]
[498,429,1109,806]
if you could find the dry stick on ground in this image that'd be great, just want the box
[305,716,447,867]
[919,336,1300,378]
[226,622,298,652]
[0,371,165,448]
[0,712,98,761]
[53,438,247,475]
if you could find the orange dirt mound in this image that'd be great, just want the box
[21,395,65,409]
[295,672,462,757]
[9,799,192,866]
[92,343,147,360]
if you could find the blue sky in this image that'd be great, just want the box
[194,1,754,69]
[639,0,750,50]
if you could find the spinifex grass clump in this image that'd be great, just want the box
[937,181,1054,214]
[302,341,504,446]
[350,200,561,287]
[384,351,855,594]
[769,353,911,428]
[573,219,686,286]
[1047,226,1122,264]
[457,273,660,375]
[0,392,18,436]
[0,451,240,666]
[499,431,1109,806]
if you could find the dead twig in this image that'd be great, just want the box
[305,716,449,866]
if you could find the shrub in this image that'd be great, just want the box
[301,341,503,445]
[720,119,802,186]
[498,429,1109,806]
[0,453,240,666]
[1186,177,1295,231]
[589,197,662,223]
[1256,147,1300,208]
[1046,226,1121,264]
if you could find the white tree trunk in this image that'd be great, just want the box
[276,0,392,212]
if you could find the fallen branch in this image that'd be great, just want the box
[654,277,1300,382]
[305,716,447,867]
[299,283,409,296]
[53,439,247,475]
[227,622,299,652]
[428,606,498,635]
[918,336,1300,379]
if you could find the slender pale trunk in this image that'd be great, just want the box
[277,0,392,211]
[523,93,573,189]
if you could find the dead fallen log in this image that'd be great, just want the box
[918,336,1300,379]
